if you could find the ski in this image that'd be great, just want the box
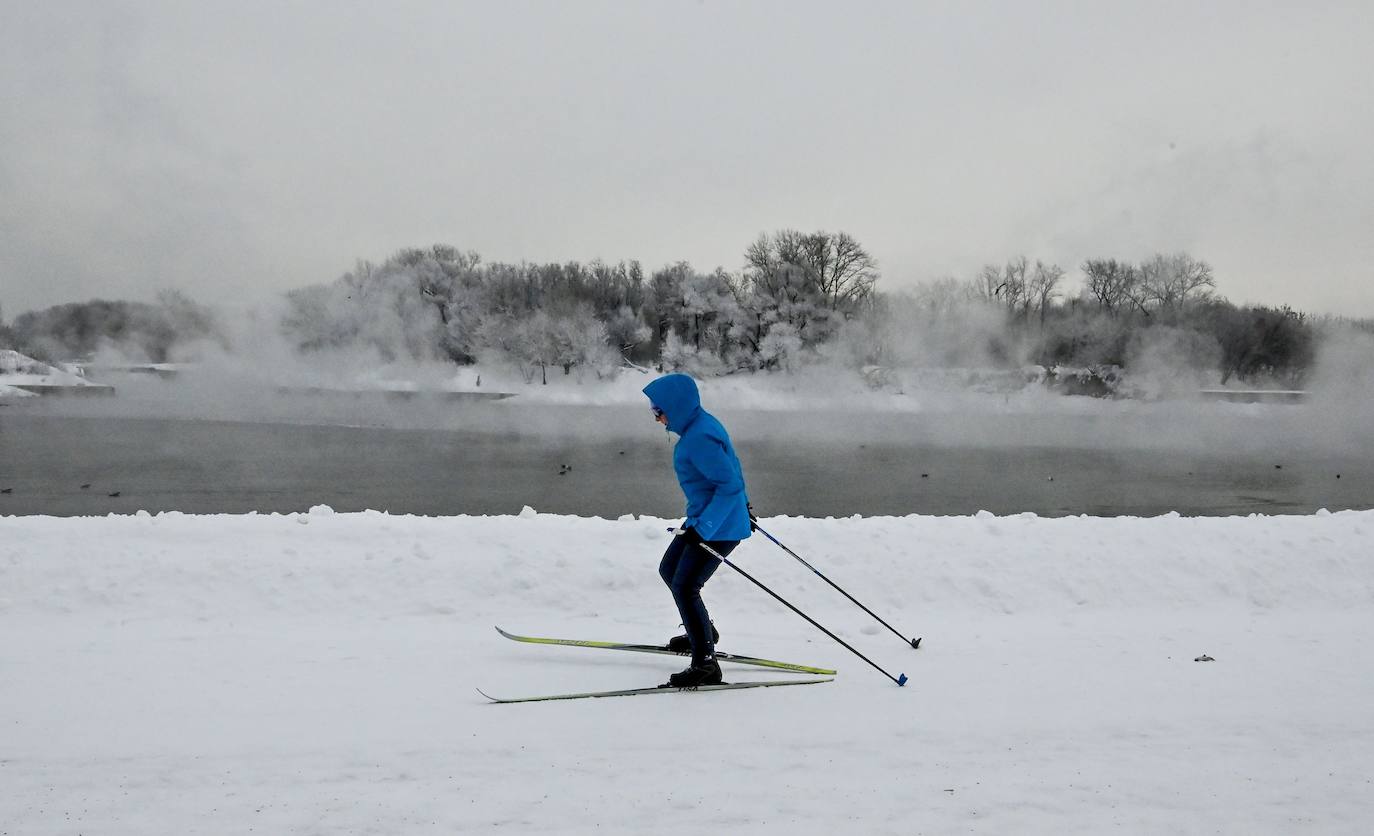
[477,677,834,704]
[494,626,837,675]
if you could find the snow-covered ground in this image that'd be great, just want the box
[0,381,38,399]
[0,349,107,393]
[3,508,1372,834]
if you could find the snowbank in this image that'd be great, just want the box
[0,348,109,391]
[5,510,1372,619]
[3,510,1372,833]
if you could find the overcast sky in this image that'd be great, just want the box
[2,0,1372,318]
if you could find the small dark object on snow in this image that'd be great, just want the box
[108,491,121,497]
[921,473,929,478]
[1,488,11,494]
[81,483,91,489]
[618,450,625,455]
[1047,476,1054,482]
[1194,654,1215,662]
[1274,464,1282,469]
[1337,474,1342,479]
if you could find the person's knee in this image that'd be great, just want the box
[669,578,700,601]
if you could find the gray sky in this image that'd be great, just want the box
[3,0,1372,318]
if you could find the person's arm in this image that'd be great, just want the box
[687,436,745,541]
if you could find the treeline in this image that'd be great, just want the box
[900,253,1320,386]
[279,231,878,382]
[2,291,223,364]
[4,232,1367,389]
[277,238,1331,387]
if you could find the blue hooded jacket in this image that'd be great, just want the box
[643,373,752,542]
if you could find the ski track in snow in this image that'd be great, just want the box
[2,508,1373,834]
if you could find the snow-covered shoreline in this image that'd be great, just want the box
[4,509,1372,833]
[0,348,113,396]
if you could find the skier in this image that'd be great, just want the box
[643,372,753,688]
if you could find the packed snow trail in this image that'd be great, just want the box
[3,508,1373,833]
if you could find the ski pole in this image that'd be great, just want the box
[752,520,923,650]
[673,531,907,687]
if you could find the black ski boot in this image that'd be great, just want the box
[665,657,723,688]
[665,623,720,654]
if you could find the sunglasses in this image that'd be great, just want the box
[650,406,665,419]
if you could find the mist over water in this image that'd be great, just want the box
[20,356,1373,458]
[6,297,1372,518]
[5,362,1372,519]
[15,285,1369,455]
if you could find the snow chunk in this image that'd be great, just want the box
[518,505,538,519]
[309,504,336,516]
[975,509,995,519]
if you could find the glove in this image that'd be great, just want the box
[747,502,758,531]
[678,526,703,545]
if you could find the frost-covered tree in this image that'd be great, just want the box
[743,260,833,349]
[1082,258,1142,317]
[746,229,878,315]
[1202,302,1314,385]
[511,310,558,384]
[756,322,803,372]
[399,246,484,363]
[1138,253,1215,319]
[659,330,728,377]
[604,304,652,360]
[644,263,745,368]
[742,229,880,358]
[281,259,445,363]
[973,256,1030,320]
[1028,261,1065,327]
[550,304,618,380]
[8,296,220,363]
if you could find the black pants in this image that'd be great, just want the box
[659,535,739,664]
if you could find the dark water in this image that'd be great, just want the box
[2,408,1371,518]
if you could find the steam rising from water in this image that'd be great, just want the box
[21,298,1374,459]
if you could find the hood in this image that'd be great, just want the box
[643,373,701,434]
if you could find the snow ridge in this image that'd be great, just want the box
[3,510,1370,620]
